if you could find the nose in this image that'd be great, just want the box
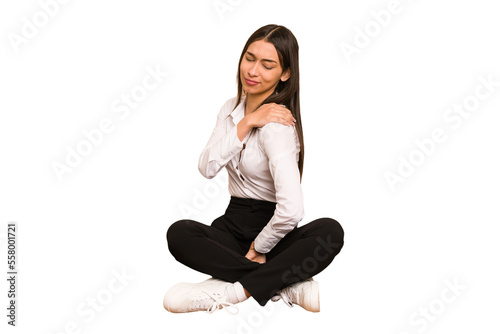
[248,62,259,77]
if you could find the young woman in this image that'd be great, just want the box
[164,24,344,314]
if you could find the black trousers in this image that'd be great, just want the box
[166,196,344,306]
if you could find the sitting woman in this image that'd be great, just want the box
[164,24,345,314]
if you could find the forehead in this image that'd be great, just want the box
[246,40,279,61]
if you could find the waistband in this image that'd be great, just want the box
[229,196,276,208]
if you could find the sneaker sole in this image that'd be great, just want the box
[163,282,192,312]
[163,278,228,313]
[303,281,320,312]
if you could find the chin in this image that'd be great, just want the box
[243,85,267,96]
[242,86,257,95]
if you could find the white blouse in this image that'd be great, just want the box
[198,96,305,254]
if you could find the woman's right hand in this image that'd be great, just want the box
[246,103,296,128]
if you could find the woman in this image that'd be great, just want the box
[164,24,344,314]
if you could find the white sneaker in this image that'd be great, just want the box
[271,278,320,312]
[163,278,239,314]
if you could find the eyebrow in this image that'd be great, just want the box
[246,51,277,63]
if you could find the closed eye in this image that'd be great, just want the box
[246,55,273,70]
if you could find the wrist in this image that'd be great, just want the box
[237,117,253,142]
[244,113,256,128]
[250,241,264,254]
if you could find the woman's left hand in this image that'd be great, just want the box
[245,242,266,264]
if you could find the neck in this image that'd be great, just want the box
[244,92,272,116]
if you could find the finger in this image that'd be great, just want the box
[278,117,289,126]
[281,115,295,125]
[278,108,295,122]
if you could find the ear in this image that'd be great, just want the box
[280,68,291,82]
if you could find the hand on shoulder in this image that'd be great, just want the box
[246,103,296,128]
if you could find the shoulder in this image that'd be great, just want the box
[217,96,240,120]
[259,122,297,138]
[258,123,298,151]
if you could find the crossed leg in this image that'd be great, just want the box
[166,217,344,306]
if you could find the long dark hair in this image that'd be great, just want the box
[234,24,304,182]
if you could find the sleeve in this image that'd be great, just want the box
[253,122,305,254]
[198,99,244,179]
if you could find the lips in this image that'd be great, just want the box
[244,78,259,86]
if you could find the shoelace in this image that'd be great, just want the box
[271,287,297,308]
[191,291,239,315]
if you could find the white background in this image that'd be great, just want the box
[1,0,499,333]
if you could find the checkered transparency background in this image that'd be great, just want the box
[1,0,499,333]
